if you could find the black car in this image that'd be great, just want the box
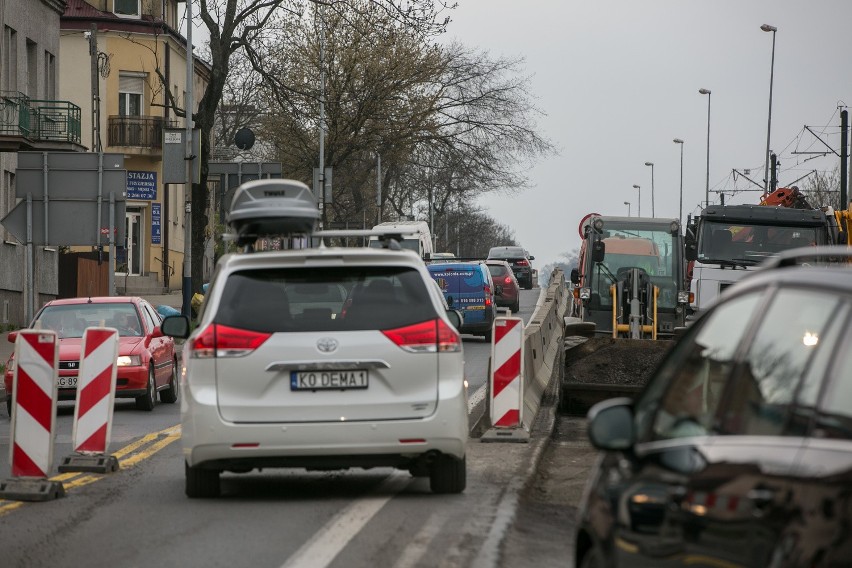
[487,246,535,289]
[575,247,852,568]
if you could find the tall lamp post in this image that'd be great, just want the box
[761,24,778,199]
[632,184,641,217]
[624,201,631,217]
[673,138,684,226]
[644,162,655,217]
[699,88,711,207]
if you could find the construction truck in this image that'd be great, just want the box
[561,214,689,414]
[685,186,848,318]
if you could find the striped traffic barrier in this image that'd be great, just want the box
[482,316,528,442]
[59,327,120,473]
[0,330,65,501]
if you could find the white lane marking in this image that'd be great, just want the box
[280,471,411,568]
[468,383,486,414]
[391,511,444,568]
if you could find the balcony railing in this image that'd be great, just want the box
[0,91,81,144]
[108,115,174,150]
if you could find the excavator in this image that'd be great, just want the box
[561,213,689,414]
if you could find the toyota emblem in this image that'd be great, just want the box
[316,337,338,353]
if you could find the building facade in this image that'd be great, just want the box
[60,0,208,296]
[1,0,82,326]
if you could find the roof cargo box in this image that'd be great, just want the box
[226,179,320,245]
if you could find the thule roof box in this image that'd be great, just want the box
[226,179,320,247]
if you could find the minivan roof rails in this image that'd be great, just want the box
[226,179,320,248]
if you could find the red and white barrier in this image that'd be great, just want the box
[8,330,59,477]
[71,327,119,453]
[489,316,524,428]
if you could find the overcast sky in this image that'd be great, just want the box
[446,0,852,268]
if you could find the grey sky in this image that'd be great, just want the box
[447,0,852,268]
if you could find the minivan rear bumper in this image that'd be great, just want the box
[182,390,468,468]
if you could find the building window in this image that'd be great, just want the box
[3,27,17,92]
[26,39,37,98]
[119,74,144,116]
[44,51,55,100]
[113,0,140,18]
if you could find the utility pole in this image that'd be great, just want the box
[181,0,194,318]
[842,109,848,213]
[88,24,101,153]
[318,8,326,228]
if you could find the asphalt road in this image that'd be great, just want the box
[0,288,561,568]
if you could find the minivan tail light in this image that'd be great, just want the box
[504,276,513,285]
[191,323,272,358]
[484,284,492,306]
[382,318,460,353]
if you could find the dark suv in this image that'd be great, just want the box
[487,246,535,289]
[575,247,852,568]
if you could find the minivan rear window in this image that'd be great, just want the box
[214,266,435,333]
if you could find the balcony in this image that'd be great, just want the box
[108,115,175,154]
[0,91,84,152]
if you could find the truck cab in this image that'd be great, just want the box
[686,204,837,316]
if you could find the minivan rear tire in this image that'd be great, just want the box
[185,462,221,498]
[430,454,466,494]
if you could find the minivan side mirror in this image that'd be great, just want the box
[445,309,463,330]
[528,255,535,261]
[160,315,190,339]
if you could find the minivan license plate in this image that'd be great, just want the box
[291,370,368,390]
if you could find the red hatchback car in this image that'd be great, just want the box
[486,260,521,313]
[4,297,178,415]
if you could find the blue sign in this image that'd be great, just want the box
[151,203,161,245]
[127,170,157,200]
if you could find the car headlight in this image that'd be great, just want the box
[579,287,591,300]
[677,291,690,304]
[116,355,142,367]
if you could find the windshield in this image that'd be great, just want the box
[588,222,681,310]
[698,220,822,264]
[368,238,420,252]
[36,303,143,338]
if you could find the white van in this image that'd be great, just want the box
[368,221,434,260]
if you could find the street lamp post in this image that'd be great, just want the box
[673,138,684,226]
[624,201,631,217]
[761,24,778,199]
[644,162,655,217]
[699,88,711,208]
[632,184,641,217]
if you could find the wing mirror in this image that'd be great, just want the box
[591,240,606,263]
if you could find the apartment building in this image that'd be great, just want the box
[60,0,208,296]
[1,0,83,326]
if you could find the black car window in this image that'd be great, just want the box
[719,288,842,437]
[215,266,435,333]
[636,291,763,441]
[487,265,508,278]
[812,307,852,440]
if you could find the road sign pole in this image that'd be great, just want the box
[109,192,115,296]
[25,193,33,324]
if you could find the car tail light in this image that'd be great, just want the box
[484,284,492,306]
[515,259,529,266]
[504,276,513,285]
[191,323,272,359]
[382,318,461,353]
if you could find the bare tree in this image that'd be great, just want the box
[800,167,842,209]
[154,0,453,292]
[243,3,555,233]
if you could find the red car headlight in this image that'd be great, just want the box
[116,355,142,367]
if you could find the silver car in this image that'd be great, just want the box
[163,247,468,498]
